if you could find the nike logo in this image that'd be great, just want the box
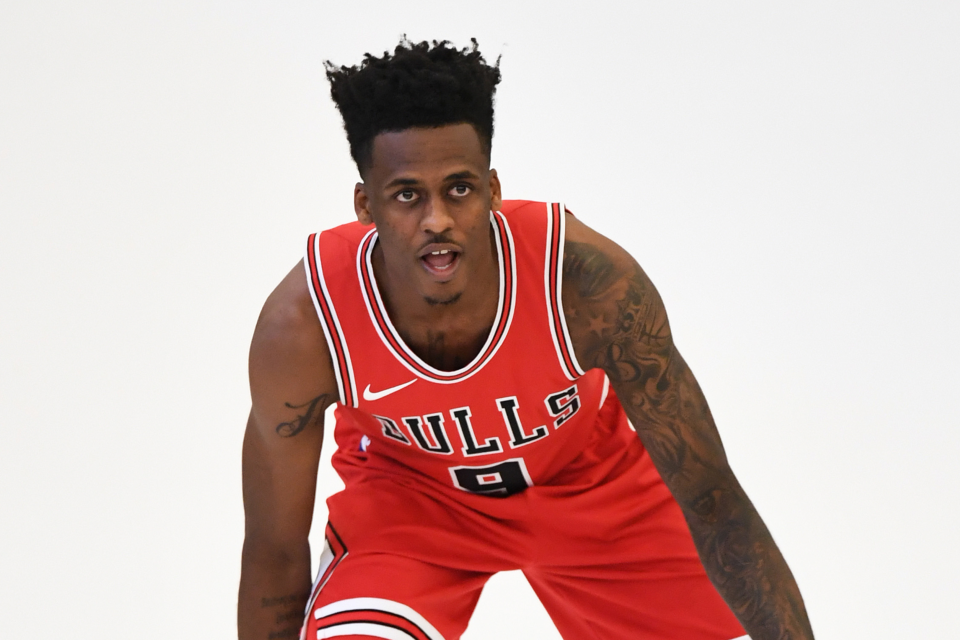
[362,379,416,401]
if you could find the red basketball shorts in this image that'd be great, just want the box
[301,447,745,640]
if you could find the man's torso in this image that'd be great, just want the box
[304,200,639,499]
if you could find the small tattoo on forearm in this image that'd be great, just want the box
[260,593,306,608]
[276,610,302,624]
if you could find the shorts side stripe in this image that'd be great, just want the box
[316,621,424,640]
[304,522,348,617]
[314,598,444,640]
[316,613,432,640]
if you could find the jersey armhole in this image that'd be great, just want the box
[303,232,358,407]
[544,202,587,380]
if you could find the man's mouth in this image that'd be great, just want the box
[421,249,461,274]
[418,242,463,279]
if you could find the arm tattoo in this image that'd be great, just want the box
[275,394,329,437]
[562,240,814,640]
[563,243,694,480]
[260,593,307,608]
[261,592,308,640]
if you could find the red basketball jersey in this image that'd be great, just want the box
[304,200,637,499]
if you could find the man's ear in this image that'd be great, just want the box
[354,183,374,225]
[489,168,502,212]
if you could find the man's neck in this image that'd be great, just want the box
[372,232,500,371]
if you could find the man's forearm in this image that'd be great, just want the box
[238,540,312,640]
[682,481,814,640]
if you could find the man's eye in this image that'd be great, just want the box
[450,184,471,197]
[396,190,417,203]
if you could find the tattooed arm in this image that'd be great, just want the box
[561,214,814,640]
[239,261,338,640]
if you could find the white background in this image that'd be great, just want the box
[1,1,958,638]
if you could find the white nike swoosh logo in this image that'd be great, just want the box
[362,379,416,401]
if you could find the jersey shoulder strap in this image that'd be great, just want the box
[499,200,586,380]
[303,221,370,407]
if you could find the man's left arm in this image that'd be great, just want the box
[561,214,814,640]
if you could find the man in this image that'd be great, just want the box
[239,39,814,640]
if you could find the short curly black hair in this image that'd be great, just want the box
[325,38,501,175]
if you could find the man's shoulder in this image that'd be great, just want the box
[248,260,339,433]
[252,261,328,368]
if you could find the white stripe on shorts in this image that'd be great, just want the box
[313,597,444,640]
[317,622,422,640]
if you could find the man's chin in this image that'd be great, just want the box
[424,291,463,306]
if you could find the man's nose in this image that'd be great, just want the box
[420,197,454,235]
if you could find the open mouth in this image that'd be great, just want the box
[420,248,461,277]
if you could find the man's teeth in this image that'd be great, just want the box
[431,250,452,255]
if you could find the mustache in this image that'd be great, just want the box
[418,234,457,251]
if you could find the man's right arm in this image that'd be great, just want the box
[238,261,338,640]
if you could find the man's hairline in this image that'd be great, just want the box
[355,122,493,179]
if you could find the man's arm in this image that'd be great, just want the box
[561,214,814,640]
[239,262,338,640]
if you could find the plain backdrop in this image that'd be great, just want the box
[1,1,958,638]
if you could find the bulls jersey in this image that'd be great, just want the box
[304,200,636,500]
[300,200,748,640]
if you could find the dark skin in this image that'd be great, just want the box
[239,123,814,639]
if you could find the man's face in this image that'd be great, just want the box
[354,123,502,306]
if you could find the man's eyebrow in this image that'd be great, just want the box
[383,177,419,190]
[383,171,480,190]
[446,171,480,181]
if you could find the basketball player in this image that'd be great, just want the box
[239,39,814,640]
